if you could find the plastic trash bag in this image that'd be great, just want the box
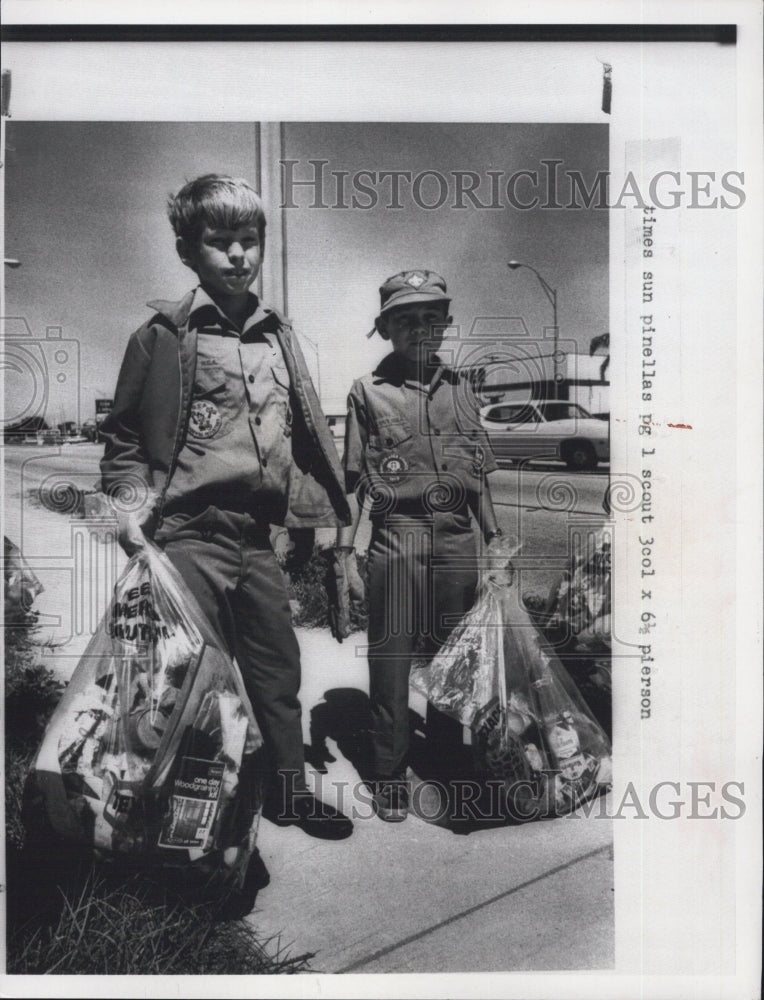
[26,541,264,888]
[410,538,612,818]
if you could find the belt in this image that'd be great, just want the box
[370,503,470,524]
[160,491,266,522]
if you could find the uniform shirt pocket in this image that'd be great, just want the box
[271,360,291,392]
[368,416,413,452]
[194,360,228,399]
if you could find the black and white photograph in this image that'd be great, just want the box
[1,4,761,998]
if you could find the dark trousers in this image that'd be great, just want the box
[154,506,307,796]
[366,511,478,780]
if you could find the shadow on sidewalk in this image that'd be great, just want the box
[306,687,439,784]
[306,687,374,780]
[305,689,532,837]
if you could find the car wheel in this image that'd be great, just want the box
[563,440,597,471]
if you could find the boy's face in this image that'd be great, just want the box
[380,302,451,364]
[177,223,262,302]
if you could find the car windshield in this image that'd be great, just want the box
[537,402,590,421]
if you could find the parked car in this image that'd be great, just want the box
[81,420,100,443]
[479,400,609,471]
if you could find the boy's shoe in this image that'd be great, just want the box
[262,792,353,840]
[371,777,409,822]
[406,767,449,826]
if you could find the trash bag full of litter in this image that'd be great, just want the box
[26,541,264,887]
[410,538,612,818]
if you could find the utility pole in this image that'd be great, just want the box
[507,260,560,400]
[1,70,13,328]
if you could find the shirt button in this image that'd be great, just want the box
[248,374,255,383]
[441,463,448,471]
[385,437,394,446]
[262,458,268,468]
[254,416,261,426]
[433,428,441,436]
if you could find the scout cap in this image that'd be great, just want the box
[378,270,450,315]
[367,270,451,337]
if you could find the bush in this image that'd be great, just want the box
[4,609,63,851]
[286,547,369,633]
[4,609,64,747]
[5,660,65,746]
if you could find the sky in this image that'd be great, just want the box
[3,121,607,421]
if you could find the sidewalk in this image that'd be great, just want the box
[252,627,614,974]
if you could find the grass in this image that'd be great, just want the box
[6,858,313,975]
[3,607,314,976]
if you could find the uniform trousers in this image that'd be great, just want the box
[154,505,308,796]
[366,509,478,780]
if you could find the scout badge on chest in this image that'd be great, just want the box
[188,399,223,439]
[471,444,486,476]
[379,451,409,483]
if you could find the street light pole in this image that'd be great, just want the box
[507,260,560,400]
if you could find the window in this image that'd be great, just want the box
[485,405,539,424]
[538,402,589,421]
[506,406,539,425]
[484,406,514,422]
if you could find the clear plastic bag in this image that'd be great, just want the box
[28,541,264,886]
[410,539,612,818]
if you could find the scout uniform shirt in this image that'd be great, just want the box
[164,287,293,521]
[343,351,497,519]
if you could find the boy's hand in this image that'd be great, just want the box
[118,511,148,557]
[325,546,365,642]
[84,488,157,558]
[482,533,518,589]
[283,528,315,573]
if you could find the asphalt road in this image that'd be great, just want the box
[488,462,609,597]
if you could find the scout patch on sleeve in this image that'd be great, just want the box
[188,399,223,439]
[379,451,409,483]
[471,444,486,475]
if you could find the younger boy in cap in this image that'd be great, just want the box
[100,174,353,845]
[329,270,504,821]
